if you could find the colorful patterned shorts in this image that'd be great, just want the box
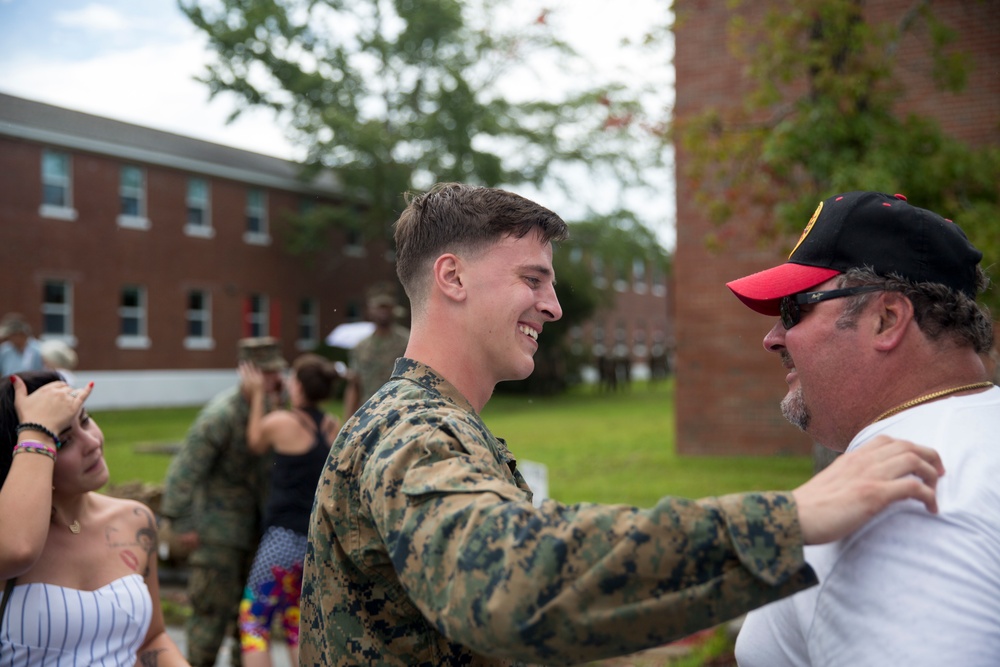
[238,525,308,652]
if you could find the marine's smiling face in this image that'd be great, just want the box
[463,230,562,384]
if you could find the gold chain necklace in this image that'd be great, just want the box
[871,382,994,424]
[51,509,82,535]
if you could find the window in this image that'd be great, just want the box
[633,258,648,294]
[185,178,213,238]
[117,285,150,348]
[613,261,628,293]
[652,266,667,297]
[244,188,269,244]
[346,299,362,321]
[344,227,366,258]
[592,256,607,289]
[185,290,213,350]
[40,150,77,220]
[246,293,269,337]
[118,165,149,229]
[632,321,648,358]
[41,279,74,343]
[297,298,319,350]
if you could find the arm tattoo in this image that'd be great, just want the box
[138,648,167,666]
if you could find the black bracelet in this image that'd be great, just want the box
[16,423,62,450]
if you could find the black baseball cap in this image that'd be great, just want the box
[727,191,983,315]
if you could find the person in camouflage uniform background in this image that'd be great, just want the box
[298,183,944,666]
[342,282,410,418]
[161,337,287,667]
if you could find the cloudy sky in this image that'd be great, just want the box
[0,0,675,246]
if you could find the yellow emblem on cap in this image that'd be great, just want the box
[789,201,823,258]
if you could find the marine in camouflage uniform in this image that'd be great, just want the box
[161,338,285,667]
[348,322,409,410]
[299,358,817,666]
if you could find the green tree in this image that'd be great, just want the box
[180,0,658,250]
[675,0,1000,310]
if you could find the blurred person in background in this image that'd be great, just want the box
[342,283,410,417]
[161,337,286,667]
[40,338,79,387]
[0,314,44,377]
[238,354,341,667]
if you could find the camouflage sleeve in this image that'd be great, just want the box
[160,402,233,533]
[366,421,817,665]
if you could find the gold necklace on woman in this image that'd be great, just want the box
[51,508,82,534]
[871,382,994,424]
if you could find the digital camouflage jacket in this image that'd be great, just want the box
[160,386,270,557]
[299,359,817,666]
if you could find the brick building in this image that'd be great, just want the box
[1,92,671,407]
[673,1,999,455]
[0,93,396,408]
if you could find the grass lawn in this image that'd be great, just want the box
[95,378,813,506]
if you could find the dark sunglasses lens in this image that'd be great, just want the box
[780,297,798,329]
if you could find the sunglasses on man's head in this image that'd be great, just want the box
[779,285,885,329]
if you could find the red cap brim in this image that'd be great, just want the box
[726,264,841,316]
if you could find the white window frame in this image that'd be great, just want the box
[613,261,629,293]
[39,149,78,220]
[652,266,667,297]
[185,177,214,238]
[117,165,150,230]
[117,285,150,349]
[632,258,648,294]
[41,279,76,345]
[296,298,319,350]
[184,289,214,350]
[243,188,270,245]
[592,256,607,289]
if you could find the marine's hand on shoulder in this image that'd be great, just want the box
[12,375,92,436]
[792,436,944,545]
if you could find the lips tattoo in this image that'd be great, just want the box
[120,550,139,571]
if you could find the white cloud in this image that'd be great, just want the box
[53,4,130,32]
[1,36,299,160]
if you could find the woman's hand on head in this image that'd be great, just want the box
[238,361,265,397]
[12,375,92,435]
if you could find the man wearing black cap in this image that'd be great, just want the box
[728,192,1000,665]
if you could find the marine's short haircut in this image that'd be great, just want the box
[393,183,568,304]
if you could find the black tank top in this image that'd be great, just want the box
[262,406,331,535]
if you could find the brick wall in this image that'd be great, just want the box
[0,135,397,371]
[673,0,1000,455]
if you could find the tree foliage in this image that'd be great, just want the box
[180,0,659,249]
[675,0,1000,311]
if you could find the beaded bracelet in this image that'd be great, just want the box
[16,422,61,450]
[13,441,57,461]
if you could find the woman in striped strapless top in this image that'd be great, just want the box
[0,371,189,666]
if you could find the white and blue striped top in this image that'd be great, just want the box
[0,574,152,666]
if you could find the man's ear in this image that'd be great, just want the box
[433,253,466,303]
[873,291,914,351]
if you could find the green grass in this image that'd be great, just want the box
[94,379,813,506]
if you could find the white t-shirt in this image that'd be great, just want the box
[735,387,1000,667]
